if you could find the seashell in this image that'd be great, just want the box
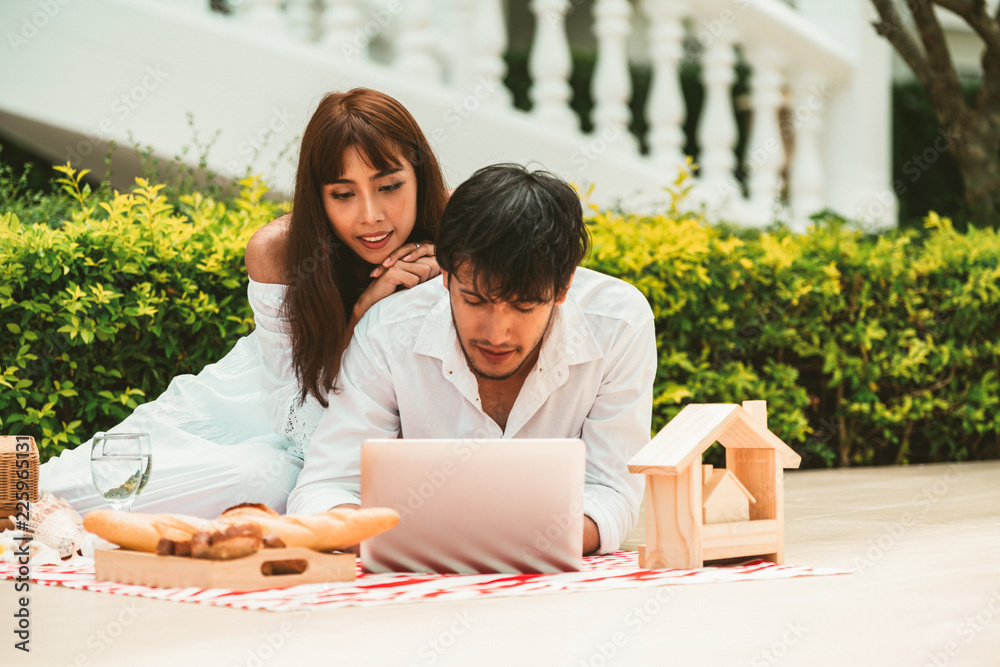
[5,490,88,558]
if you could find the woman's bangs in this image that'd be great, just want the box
[310,126,349,186]
[353,117,406,173]
[314,115,406,186]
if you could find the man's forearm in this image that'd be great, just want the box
[583,515,600,555]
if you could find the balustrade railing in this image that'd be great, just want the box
[206,0,855,226]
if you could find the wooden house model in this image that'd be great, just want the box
[628,400,801,569]
[702,465,755,524]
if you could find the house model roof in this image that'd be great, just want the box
[629,403,802,475]
[703,467,756,505]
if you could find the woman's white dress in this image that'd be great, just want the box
[39,278,324,518]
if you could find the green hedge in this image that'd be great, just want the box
[0,164,282,458]
[586,186,1000,468]
[2,165,999,467]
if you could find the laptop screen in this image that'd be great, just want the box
[360,438,585,574]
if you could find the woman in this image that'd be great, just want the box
[40,89,449,517]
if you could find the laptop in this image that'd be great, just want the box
[360,438,585,574]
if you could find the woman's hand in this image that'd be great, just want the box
[369,241,438,280]
[351,242,440,329]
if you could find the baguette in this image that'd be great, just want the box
[83,505,400,557]
[218,504,400,551]
[82,510,218,553]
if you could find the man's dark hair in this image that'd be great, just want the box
[437,163,590,302]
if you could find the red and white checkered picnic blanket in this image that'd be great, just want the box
[0,551,848,612]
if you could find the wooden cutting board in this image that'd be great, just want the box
[95,547,356,591]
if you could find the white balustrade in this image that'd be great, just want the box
[744,44,787,224]
[642,0,687,170]
[395,0,442,80]
[473,0,512,105]
[789,70,827,223]
[591,0,635,152]
[162,0,861,226]
[320,0,363,56]
[695,22,739,199]
[529,0,577,130]
[444,0,477,88]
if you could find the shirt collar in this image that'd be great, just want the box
[413,293,464,371]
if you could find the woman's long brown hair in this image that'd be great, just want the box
[284,88,448,407]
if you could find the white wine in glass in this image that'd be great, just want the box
[135,433,152,495]
[90,433,145,511]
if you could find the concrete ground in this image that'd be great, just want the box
[4,461,999,666]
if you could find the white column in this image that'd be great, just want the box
[799,0,896,228]
[789,70,827,228]
[242,0,285,32]
[473,0,513,106]
[395,0,442,80]
[642,0,687,170]
[447,0,477,88]
[591,0,636,152]
[320,0,364,58]
[696,23,739,197]
[744,45,787,225]
[529,0,577,129]
[286,0,318,43]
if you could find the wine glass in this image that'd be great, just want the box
[135,433,152,497]
[90,433,146,512]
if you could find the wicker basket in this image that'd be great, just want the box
[0,435,40,532]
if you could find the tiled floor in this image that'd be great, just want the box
[5,461,1000,666]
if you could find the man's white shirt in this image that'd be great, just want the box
[287,267,657,554]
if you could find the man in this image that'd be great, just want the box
[287,164,656,555]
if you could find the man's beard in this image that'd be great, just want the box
[451,307,555,381]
